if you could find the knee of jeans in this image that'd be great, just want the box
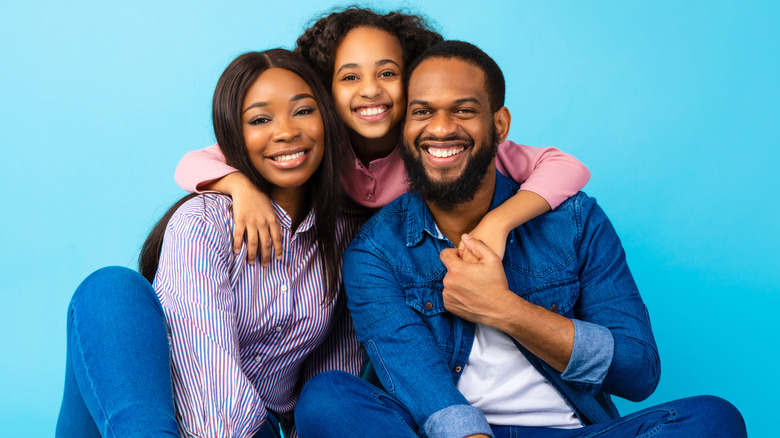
[70,266,160,317]
[297,371,354,419]
[691,395,746,435]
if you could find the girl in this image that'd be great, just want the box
[56,49,362,438]
[175,7,591,266]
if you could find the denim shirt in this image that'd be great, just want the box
[343,173,660,438]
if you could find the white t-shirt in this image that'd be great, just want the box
[456,324,583,428]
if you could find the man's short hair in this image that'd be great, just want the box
[406,40,506,112]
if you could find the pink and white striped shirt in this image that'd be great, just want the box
[153,194,363,438]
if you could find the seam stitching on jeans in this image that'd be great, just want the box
[70,303,119,437]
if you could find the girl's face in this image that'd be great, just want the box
[331,26,406,143]
[241,68,325,193]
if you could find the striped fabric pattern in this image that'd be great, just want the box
[153,194,364,438]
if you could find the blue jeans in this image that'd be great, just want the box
[295,371,747,438]
[55,266,282,438]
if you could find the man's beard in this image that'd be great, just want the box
[401,128,499,211]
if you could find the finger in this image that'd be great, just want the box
[457,241,466,258]
[460,247,480,264]
[460,234,498,262]
[246,229,259,265]
[258,227,272,266]
[439,248,461,267]
[233,223,246,254]
[269,222,283,261]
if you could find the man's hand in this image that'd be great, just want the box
[440,234,514,326]
[444,237,575,373]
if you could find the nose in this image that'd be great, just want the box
[359,77,380,99]
[426,111,457,138]
[272,116,301,143]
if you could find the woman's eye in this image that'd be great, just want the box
[248,117,270,125]
[342,74,358,81]
[295,107,316,116]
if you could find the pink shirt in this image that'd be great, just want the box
[175,141,590,209]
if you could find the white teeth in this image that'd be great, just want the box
[427,147,464,158]
[271,151,305,162]
[356,106,388,116]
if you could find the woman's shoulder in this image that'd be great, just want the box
[168,193,235,239]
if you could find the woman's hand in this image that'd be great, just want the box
[203,172,282,266]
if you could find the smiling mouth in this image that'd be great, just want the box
[270,151,306,162]
[426,146,464,158]
[354,105,389,117]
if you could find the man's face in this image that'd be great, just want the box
[402,57,498,210]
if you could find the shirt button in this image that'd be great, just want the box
[424,302,433,310]
[370,163,377,169]
[550,304,559,313]
[280,284,288,292]
[254,355,262,363]
[367,176,373,181]
[365,193,374,201]
[275,326,282,333]
[454,366,462,373]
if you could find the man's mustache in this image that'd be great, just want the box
[414,134,475,148]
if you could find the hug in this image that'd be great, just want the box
[55,7,746,438]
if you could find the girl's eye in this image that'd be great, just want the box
[342,74,358,81]
[379,71,397,78]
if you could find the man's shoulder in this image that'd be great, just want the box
[347,193,419,252]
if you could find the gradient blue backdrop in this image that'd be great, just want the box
[2,1,777,436]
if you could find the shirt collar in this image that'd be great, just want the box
[271,201,316,234]
[404,171,519,247]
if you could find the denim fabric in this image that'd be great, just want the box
[55,266,179,437]
[342,173,660,437]
[55,266,285,438]
[296,371,746,438]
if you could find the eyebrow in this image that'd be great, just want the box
[408,97,481,106]
[242,93,316,113]
[335,58,401,75]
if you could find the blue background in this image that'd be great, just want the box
[2,1,777,436]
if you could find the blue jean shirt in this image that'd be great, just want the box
[343,172,660,438]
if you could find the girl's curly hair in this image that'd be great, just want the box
[295,6,443,88]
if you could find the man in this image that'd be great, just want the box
[295,41,746,438]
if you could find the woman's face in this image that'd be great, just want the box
[331,26,406,143]
[241,68,325,192]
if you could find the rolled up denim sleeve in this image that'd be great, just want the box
[343,238,493,438]
[564,195,660,401]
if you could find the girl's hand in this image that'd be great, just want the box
[459,190,551,263]
[459,215,508,263]
[203,172,283,266]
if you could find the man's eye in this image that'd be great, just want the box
[412,109,431,116]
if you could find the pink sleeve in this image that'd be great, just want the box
[174,143,239,193]
[495,140,591,210]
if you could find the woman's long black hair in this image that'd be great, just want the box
[139,49,349,302]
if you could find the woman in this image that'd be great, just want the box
[176,7,591,267]
[56,49,362,438]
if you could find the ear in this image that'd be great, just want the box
[493,106,511,143]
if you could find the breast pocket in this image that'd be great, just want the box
[520,280,580,317]
[404,283,455,354]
